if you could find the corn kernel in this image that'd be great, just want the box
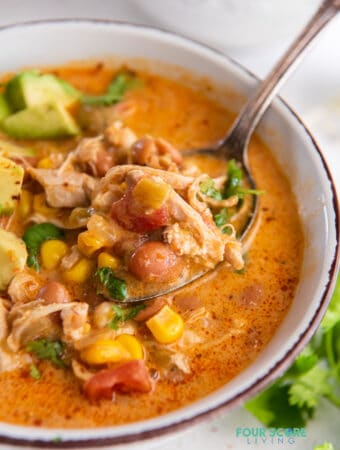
[80,338,130,365]
[40,239,68,270]
[116,334,143,360]
[18,189,33,218]
[97,252,120,270]
[37,157,54,169]
[146,305,184,344]
[77,231,105,257]
[62,258,95,283]
[33,193,58,217]
[132,178,171,210]
[83,323,91,334]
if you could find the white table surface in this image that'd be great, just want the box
[0,2,339,449]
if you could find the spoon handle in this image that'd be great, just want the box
[224,0,339,157]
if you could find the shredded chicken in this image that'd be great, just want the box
[28,166,97,208]
[104,120,137,155]
[73,136,110,177]
[60,245,82,270]
[61,303,89,343]
[0,346,32,373]
[8,270,42,304]
[0,299,10,341]
[0,299,32,372]
[131,137,183,172]
[165,189,243,269]
[6,300,88,352]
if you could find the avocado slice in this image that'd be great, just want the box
[2,102,80,139]
[0,228,27,290]
[0,156,24,215]
[0,139,36,158]
[0,94,11,122]
[5,71,80,111]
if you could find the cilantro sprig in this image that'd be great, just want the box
[245,274,340,427]
[108,303,146,330]
[199,160,263,231]
[26,339,67,369]
[95,267,127,301]
[224,159,264,198]
[81,72,140,107]
[199,178,223,200]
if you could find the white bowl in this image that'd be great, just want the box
[0,19,339,448]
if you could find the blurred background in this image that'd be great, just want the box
[1,1,339,449]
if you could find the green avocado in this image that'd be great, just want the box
[2,102,80,139]
[0,228,27,290]
[0,139,36,157]
[0,156,24,215]
[5,71,80,111]
[0,94,11,122]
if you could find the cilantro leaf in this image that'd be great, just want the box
[199,178,223,200]
[26,339,67,368]
[213,208,229,228]
[108,303,145,330]
[81,72,140,107]
[245,383,312,427]
[224,159,243,198]
[288,365,332,409]
[287,345,318,376]
[29,364,41,380]
[95,267,127,301]
[224,159,264,199]
[23,222,64,271]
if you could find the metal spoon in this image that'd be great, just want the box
[125,0,340,303]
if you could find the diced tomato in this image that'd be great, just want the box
[111,191,170,233]
[84,360,152,401]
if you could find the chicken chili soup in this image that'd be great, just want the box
[0,62,303,427]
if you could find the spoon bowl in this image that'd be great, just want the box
[124,0,339,303]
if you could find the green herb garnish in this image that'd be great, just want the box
[22,222,64,271]
[95,267,127,301]
[108,303,146,330]
[26,339,67,369]
[245,274,340,427]
[29,364,41,380]
[199,178,222,200]
[224,159,264,199]
[81,72,140,107]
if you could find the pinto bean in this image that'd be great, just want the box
[36,281,71,305]
[128,242,183,283]
[96,149,115,177]
[134,297,167,322]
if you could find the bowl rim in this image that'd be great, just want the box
[0,17,339,449]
